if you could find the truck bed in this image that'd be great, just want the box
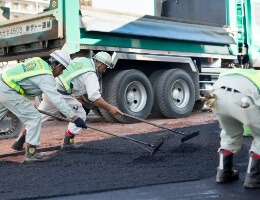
[0,5,236,62]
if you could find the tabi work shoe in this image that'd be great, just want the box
[62,135,76,148]
[216,149,239,183]
[24,145,50,163]
[11,129,26,151]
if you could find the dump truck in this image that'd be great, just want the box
[0,0,259,138]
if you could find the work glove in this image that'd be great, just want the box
[76,96,87,104]
[74,117,87,129]
[202,94,217,110]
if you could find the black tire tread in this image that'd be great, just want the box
[148,70,166,119]
[99,71,120,122]
[0,112,23,140]
[155,69,195,118]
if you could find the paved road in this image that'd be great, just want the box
[0,122,259,200]
[44,172,260,200]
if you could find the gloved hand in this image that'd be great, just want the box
[76,96,87,104]
[74,117,87,129]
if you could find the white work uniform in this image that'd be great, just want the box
[39,71,101,135]
[211,75,260,155]
[0,74,75,146]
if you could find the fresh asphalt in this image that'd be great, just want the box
[44,172,259,200]
[1,122,259,200]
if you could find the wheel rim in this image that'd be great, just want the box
[0,113,20,137]
[171,79,190,108]
[125,81,147,112]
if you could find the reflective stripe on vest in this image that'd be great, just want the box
[1,57,53,97]
[58,57,96,94]
[219,68,260,91]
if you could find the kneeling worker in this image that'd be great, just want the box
[2,50,87,162]
[12,51,122,149]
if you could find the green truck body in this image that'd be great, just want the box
[0,0,259,123]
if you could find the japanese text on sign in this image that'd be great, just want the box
[0,18,53,39]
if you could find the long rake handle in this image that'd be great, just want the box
[122,113,186,136]
[38,110,155,147]
[81,100,186,136]
[79,99,198,143]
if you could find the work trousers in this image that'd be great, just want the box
[212,87,260,155]
[39,93,86,135]
[0,80,41,146]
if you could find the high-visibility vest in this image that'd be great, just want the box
[219,68,260,91]
[58,57,96,94]
[1,57,53,97]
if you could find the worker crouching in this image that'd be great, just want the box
[11,51,122,150]
[208,68,260,188]
[4,50,87,162]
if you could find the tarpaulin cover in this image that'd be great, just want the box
[81,7,236,45]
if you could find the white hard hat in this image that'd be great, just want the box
[50,50,71,68]
[93,51,113,68]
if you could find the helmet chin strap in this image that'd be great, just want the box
[51,63,61,71]
[95,61,102,74]
[50,57,62,71]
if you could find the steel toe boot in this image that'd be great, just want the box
[62,135,76,148]
[216,149,239,183]
[244,152,260,188]
[11,129,26,151]
[24,145,50,163]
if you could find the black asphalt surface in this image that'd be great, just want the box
[0,122,259,200]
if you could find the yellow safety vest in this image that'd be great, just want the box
[58,57,96,94]
[1,57,53,97]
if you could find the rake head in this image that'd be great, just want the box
[181,131,200,143]
[151,140,164,156]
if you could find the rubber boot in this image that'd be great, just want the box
[62,135,76,148]
[216,149,239,183]
[11,129,26,151]
[24,144,50,163]
[244,152,260,188]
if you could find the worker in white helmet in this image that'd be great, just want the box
[1,50,87,162]
[11,51,122,149]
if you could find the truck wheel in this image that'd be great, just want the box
[99,71,120,122]
[0,111,23,140]
[149,70,166,119]
[155,69,195,118]
[107,70,153,123]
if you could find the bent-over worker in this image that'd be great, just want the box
[12,51,122,149]
[206,68,260,188]
[3,50,87,162]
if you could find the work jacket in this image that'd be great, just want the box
[58,57,96,94]
[1,57,52,97]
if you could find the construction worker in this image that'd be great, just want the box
[204,68,260,188]
[1,50,87,162]
[12,51,122,149]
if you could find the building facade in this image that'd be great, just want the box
[0,0,50,19]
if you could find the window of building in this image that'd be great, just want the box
[13,2,19,10]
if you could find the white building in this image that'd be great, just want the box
[0,0,50,72]
[0,0,50,19]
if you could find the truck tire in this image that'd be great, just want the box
[92,108,102,117]
[0,111,23,140]
[99,71,120,122]
[155,69,195,118]
[107,70,153,123]
[148,70,166,119]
